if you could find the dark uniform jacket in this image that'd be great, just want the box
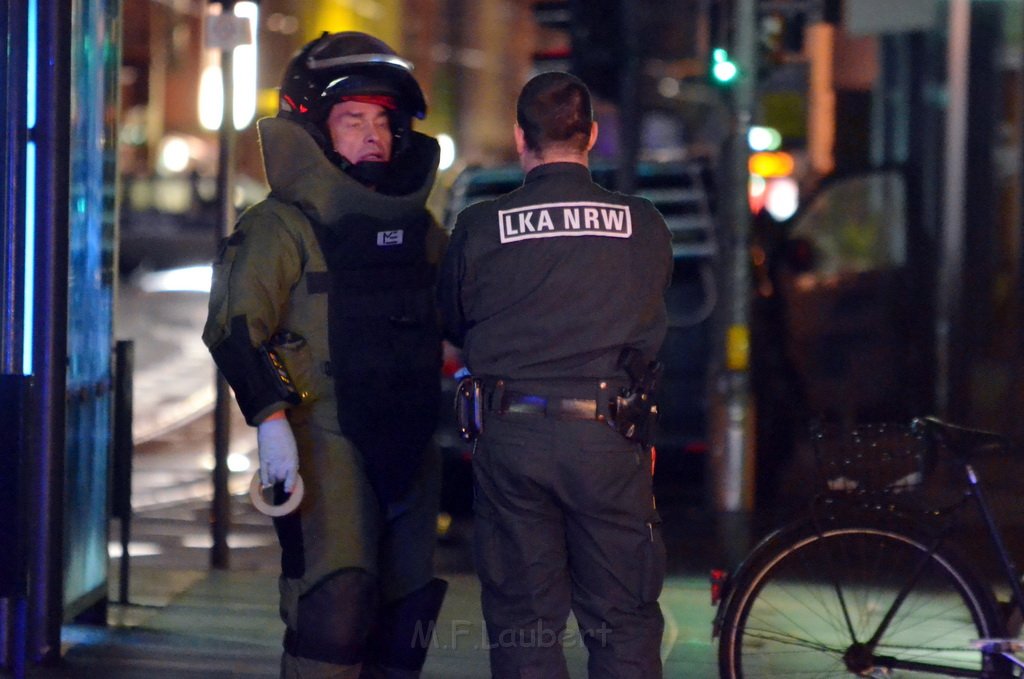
[439,162,672,382]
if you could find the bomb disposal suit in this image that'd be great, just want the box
[439,137,673,677]
[203,32,446,678]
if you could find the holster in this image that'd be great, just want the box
[454,376,484,442]
[609,348,663,448]
[610,391,659,447]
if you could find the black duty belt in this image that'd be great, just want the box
[494,389,608,422]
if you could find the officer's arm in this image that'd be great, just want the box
[634,201,674,359]
[437,219,469,347]
[202,210,305,425]
[659,213,673,291]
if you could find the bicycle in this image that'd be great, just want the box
[711,415,1024,678]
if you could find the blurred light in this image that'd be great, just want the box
[658,77,681,98]
[765,177,799,221]
[227,452,252,473]
[267,13,299,35]
[27,0,37,128]
[354,0,384,20]
[108,541,162,558]
[258,88,279,117]
[200,451,252,473]
[748,151,794,178]
[199,63,223,131]
[749,174,767,197]
[24,1,38,375]
[181,533,277,549]
[748,126,782,151]
[437,511,452,538]
[711,47,739,84]
[748,174,767,214]
[198,2,258,131]
[232,2,259,130]
[23,142,36,375]
[437,133,456,171]
[137,265,212,293]
[158,136,191,174]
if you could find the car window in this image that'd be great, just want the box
[790,170,907,276]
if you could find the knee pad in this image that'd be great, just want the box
[284,569,379,666]
[366,578,448,672]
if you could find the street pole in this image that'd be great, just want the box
[935,0,971,420]
[615,0,641,195]
[710,0,757,534]
[210,0,238,571]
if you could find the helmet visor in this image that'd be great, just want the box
[307,49,414,73]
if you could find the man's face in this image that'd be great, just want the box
[326,100,393,166]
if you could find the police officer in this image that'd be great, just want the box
[203,32,447,679]
[438,71,672,678]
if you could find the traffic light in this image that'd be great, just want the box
[532,1,701,103]
[531,1,573,72]
[532,0,570,30]
[710,47,739,85]
[531,1,623,101]
[568,0,623,101]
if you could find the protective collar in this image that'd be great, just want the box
[257,116,439,224]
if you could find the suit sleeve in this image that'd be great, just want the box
[202,206,305,425]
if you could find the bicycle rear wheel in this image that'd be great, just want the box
[718,519,1006,678]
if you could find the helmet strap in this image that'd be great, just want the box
[388,110,412,157]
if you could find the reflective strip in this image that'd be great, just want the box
[307,52,412,71]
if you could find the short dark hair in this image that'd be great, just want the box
[516,72,593,153]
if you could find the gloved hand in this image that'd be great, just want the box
[256,415,299,493]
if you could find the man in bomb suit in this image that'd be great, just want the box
[203,31,447,679]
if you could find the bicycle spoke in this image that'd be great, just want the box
[739,624,845,654]
[720,524,1001,678]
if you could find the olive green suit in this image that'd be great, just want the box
[204,116,447,677]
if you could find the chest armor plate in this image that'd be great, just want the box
[312,211,442,504]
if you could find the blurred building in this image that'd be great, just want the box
[119,0,539,216]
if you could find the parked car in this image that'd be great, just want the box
[436,160,718,512]
[750,168,929,507]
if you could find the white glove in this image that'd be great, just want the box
[256,416,299,493]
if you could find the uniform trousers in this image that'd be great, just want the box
[473,410,666,679]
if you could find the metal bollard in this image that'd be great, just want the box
[112,341,134,605]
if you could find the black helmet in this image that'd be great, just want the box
[279,31,427,123]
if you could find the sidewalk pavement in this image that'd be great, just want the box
[57,284,731,677]
[62,282,1021,678]
[45,486,729,679]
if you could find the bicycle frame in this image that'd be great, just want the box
[962,459,1024,625]
[963,458,1024,672]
